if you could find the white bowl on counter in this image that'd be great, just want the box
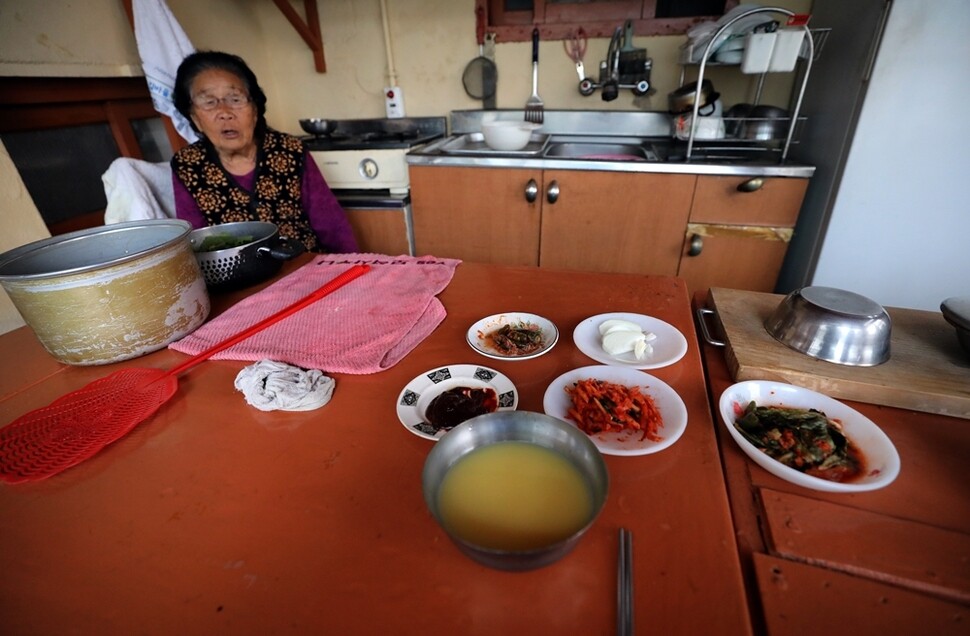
[481,120,541,151]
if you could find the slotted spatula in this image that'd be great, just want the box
[525,27,544,124]
[0,264,370,484]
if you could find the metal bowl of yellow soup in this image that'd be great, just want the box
[422,411,608,571]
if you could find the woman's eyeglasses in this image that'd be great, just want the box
[192,93,251,112]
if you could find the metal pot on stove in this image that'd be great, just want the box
[299,118,338,136]
[190,221,305,292]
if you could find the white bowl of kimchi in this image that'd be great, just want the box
[718,380,900,493]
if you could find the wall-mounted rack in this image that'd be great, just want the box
[677,6,820,164]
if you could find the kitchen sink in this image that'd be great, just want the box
[543,142,660,162]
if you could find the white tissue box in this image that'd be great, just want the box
[768,29,805,72]
[741,32,775,74]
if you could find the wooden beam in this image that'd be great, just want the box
[106,101,148,160]
[272,0,327,73]
[121,0,134,29]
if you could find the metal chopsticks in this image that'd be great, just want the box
[617,527,634,636]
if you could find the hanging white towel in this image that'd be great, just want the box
[102,158,176,224]
[133,0,198,143]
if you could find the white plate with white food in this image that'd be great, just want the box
[543,365,688,456]
[718,380,900,493]
[396,364,518,441]
[573,312,688,369]
[466,312,559,361]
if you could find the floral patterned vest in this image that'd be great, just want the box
[172,129,321,252]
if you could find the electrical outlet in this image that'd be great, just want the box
[384,86,405,119]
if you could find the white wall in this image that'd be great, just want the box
[0,142,52,334]
[225,0,809,131]
[810,0,970,310]
[0,0,808,135]
[0,0,140,76]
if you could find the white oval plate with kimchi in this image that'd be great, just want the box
[718,381,900,493]
[542,365,688,456]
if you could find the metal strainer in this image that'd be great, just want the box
[189,221,305,291]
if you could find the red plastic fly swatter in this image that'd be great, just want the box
[0,264,369,484]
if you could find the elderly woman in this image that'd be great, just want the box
[171,51,358,254]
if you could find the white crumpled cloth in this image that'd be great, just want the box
[102,157,175,224]
[234,359,335,412]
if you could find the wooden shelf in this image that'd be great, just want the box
[271,0,327,73]
[121,0,327,74]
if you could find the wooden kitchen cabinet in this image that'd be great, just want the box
[410,166,541,266]
[539,170,695,275]
[344,207,411,257]
[410,165,696,276]
[677,175,809,295]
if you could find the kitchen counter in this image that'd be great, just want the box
[0,256,750,635]
[695,293,970,634]
[407,109,816,179]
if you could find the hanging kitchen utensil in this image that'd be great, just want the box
[462,6,498,109]
[483,32,498,107]
[0,264,370,484]
[524,27,544,123]
[564,27,588,81]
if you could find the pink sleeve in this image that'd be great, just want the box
[171,171,207,229]
[302,152,360,254]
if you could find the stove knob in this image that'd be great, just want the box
[359,158,379,180]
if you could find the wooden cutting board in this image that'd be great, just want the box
[707,287,970,419]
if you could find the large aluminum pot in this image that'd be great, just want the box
[0,219,210,366]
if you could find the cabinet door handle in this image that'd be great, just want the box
[525,179,538,203]
[736,177,764,193]
[546,180,560,204]
[687,233,703,256]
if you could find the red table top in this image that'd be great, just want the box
[0,259,750,635]
[696,293,970,635]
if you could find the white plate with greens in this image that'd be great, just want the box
[719,380,900,493]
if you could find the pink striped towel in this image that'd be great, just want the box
[169,254,461,374]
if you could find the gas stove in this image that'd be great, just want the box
[303,117,446,151]
[305,117,446,195]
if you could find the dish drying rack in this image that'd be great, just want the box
[677,6,827,163]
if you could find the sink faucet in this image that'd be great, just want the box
[579,23,651,101]
[602,26,623,101]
